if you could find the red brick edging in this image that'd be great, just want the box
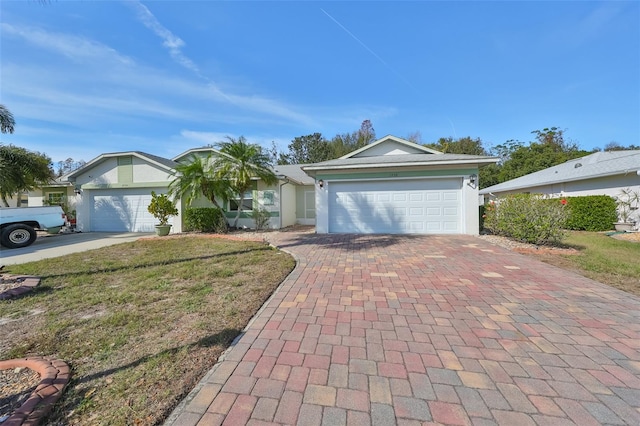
[0,276,40,300]
[0,357,71,426]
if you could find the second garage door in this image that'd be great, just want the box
[328,178,461,234]
[90,188,166,232]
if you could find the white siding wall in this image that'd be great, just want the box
[280,183,297,228]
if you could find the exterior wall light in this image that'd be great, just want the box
[318,179,324,188]
[74,187,82,195]
[469,174,478,187]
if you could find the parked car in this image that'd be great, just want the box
[0,206,65,249]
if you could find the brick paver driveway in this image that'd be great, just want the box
[167,233,640,426]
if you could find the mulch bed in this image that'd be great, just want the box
[0,358,71,426]
[0,367,40,423]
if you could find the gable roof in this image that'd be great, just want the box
[302,135,498,175]
[65,151,177,180]
[342,135,442,158]
[479,150,640,194]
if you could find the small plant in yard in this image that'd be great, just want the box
[615,188,640,224]
[147,191,178,226]
[483,193,569,245]
[251,208,271,231]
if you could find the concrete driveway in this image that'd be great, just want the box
[165,232,640,426]
[0,232,151,265]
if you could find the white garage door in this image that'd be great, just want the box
[328,179,462,234]
[90,188,166,232]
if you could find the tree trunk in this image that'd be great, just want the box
[233,194,243,229]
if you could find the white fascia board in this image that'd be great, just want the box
[302,158,497,172]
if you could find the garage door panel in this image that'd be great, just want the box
[90,188,165,232]
[328,179,461,234]
[443,192,459,201]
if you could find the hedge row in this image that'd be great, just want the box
[562,195,617,231]
[184,207,228,233]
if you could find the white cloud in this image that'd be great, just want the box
[127,1,201,75]
[1,23,133,65]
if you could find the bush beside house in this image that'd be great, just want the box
[483,193,569,245]
[563,195,617,231]
[184,207,228,233]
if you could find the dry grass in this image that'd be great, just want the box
[0,236,295,425]
[524,231,640,297]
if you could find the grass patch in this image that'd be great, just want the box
[526,231,640,296]
[0,236,295,425]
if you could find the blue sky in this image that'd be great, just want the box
[1,1,638,164]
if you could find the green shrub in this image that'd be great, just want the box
[184,207,228,233]
[563,195,617,231]
[483,193,568,245]
[251,208,272,231]
[479,205,486,232]
[147,192,178,226]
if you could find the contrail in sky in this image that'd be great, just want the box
[320,8,415,90]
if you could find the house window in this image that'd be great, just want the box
[263,191,275,206]
[47,192,65,205]
[229,191,254,211]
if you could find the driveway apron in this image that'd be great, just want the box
[166,233,640,426]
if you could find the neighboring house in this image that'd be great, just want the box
[65,151,179,233]
[63,149,315,233]
[3,179,74,210]
[479,150,640,224]
[173,148,315,230]
[302,135,498,235]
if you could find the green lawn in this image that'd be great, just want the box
[528,231,640,296]
[0,236,295,426]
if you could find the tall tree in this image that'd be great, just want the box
[424,136,499,189]
[214,136,278,228]
[425,136,488,155]
[497,127,589,182]
[278,133,332,165]
[0,104,15,134]
[329,120,377,158]
[168,153,232,209]
[0,145,54,206]
[56,158,86,177]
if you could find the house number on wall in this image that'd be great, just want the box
[390,173,399,177]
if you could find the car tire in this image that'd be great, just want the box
[0,224,38,249]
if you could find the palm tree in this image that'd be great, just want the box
[214,136,277,228]
[168,153,232,209]
[0,104,15,134]
[0,145,54,206]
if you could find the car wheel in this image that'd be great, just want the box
[0,224,38,249]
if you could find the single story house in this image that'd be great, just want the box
[63,149,315,233]
[33,135,496,235]
[302,135,498,235]
[479,150,640,223]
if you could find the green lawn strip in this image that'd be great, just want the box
[0,236,295,426]
[529,231,640,297]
